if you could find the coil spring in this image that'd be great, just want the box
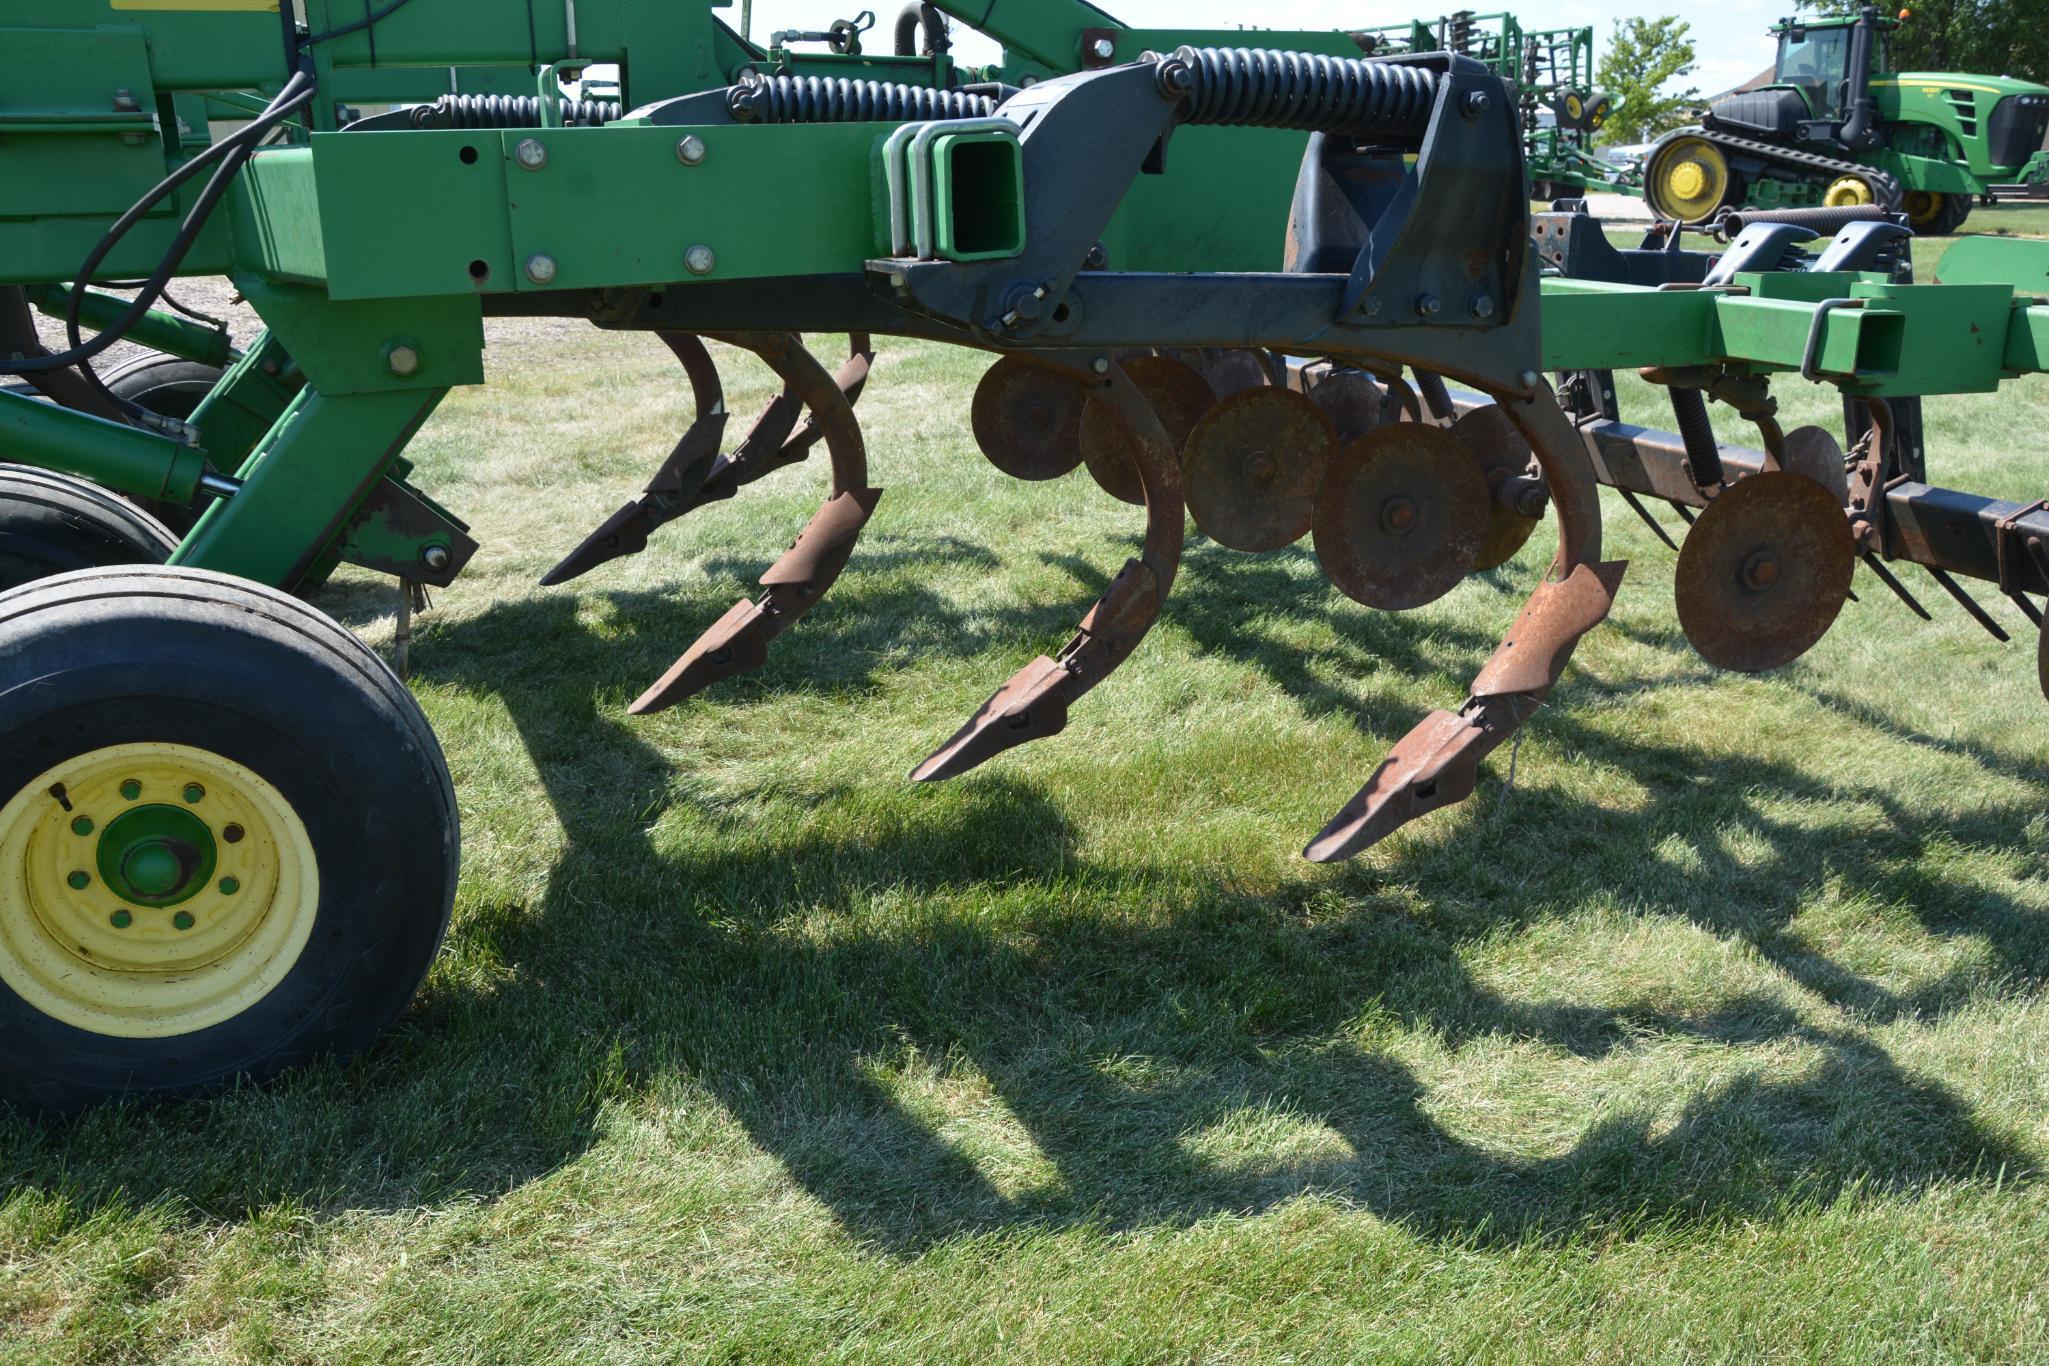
[728,75,995,124]
[1168,46,1439,141]
[1718,204,1889,238]
[418,94,623,129]
[1669,388,1726,488]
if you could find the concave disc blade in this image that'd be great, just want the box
[1778,425,1850,504]
[1675,470,1855,673]
[1078,355,1216,506]
[1450,404,1543,572]
[1200,348,1275,398]
[1182,387,1338,552]
[971,356,1087,481]
[1305,366,1388,445]
[1312,424,1491,611]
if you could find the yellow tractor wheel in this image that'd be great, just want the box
[1646,136,1734,223]
[1823,175,1876,208]
[1903,190,1943,226]
[0,566,458,1111]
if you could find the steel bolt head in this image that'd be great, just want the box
[1092,357,1110,374]
[1461,89,1490,118]
[420,544,452,572]
[385,343,421,377]
[1469,293,1495,319]
[110,910,131,929]
[684,244,716,276]
[182,783,204,804]
[219,877,239,896]
[1090,36,1116,60]
[676,135,707,165]
[515,137,547,170]
[173,911,195,931]
[120,779,141,800]
[67,871,89,890]
[1416,293,1441,317]
[1519,369,1542,388]
[525,253,558,285]
[71,816,93,836]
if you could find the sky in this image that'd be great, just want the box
[732,0,1788,98]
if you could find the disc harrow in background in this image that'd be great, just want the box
[1675,470,1854,672]
[1313,424,1491,611]
[1079,355,1216,505]
[972,356,1088,481]
[1182,387,1337,552]
[1778,425,1851,504]
[1199,348,1276,398]
[1303,366,1390,444]
[1450,404,1544,571]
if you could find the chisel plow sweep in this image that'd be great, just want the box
[1,0,2047,1107]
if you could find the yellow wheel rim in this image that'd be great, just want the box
[0,743,318,1038]
[1650,137,1729,222]
[1564,93,1584,122]
[1903,191,1942,226]
[1824,176,1875,208]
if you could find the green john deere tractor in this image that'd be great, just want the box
[1645,5,2049,230]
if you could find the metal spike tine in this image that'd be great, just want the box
[1615,487,1679,551]
[1859,552,1933,621]
[2008,591,2044,628]
[1925,566,2011,643]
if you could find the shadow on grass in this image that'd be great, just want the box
[3,554,2041,1256]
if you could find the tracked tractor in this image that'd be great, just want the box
[1644,5,2049,230]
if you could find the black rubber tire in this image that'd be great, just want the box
[104,354,224,423]
[0,566,458,1111]
[1942,194,1972,235]
[0,463,178,593]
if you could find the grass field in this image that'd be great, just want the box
[5,224,2049,1359]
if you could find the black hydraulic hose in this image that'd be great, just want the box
[893,3,949,57]
[0,72,313,382]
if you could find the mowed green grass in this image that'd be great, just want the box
[4,232,2049,1360]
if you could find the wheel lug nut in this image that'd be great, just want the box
[110,910,132,929]
[71,815,93,836]
[222,824,244,844]
[183,784,205,804]
[173,911,195,931]
[120,780,141,800]
[67,871,89,890]
[219,877,239,895]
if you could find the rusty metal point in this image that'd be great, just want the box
[1304,708,1499,861]
[1675,470,1855,673]
[1181,386,1336,552]
[1079,354,1215,506]
[1779,424,1851,504]
[1451,404,1544,571]
[630,599,770,713]
[540,501,652,586]
[972,356,1090,482]
[1313,424,1491,611]
[911,655,1073,781]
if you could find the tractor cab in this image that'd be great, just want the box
[1772,15,1884,122]
[1703,7,1890,152]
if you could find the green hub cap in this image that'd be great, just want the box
[94,804,218,908]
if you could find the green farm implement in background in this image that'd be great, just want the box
[2,0,2047,1110]
[1645,4,2049,229]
